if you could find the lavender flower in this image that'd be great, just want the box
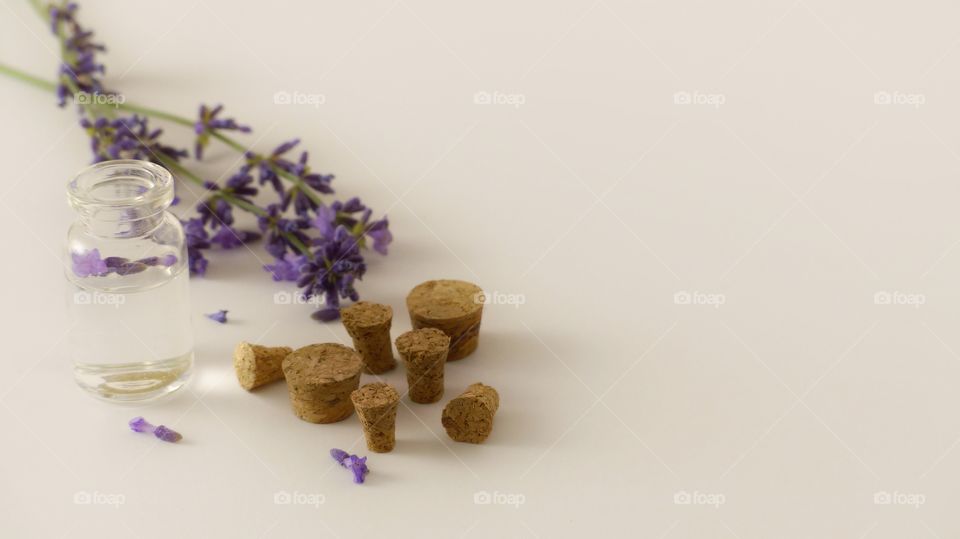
[206,310,228,323]
[311,198,392,254]
[129,417,182,443]
[193,104,250,159]
[330,448,369,484]
[48,2,105,106]
[246,139,300,196]
[297,226,365,321]
[183,218,211,276]
[80,115,187,164]
[71,248,108,277]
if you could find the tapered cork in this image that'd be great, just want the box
[350,382,401,453]
[406,280,484,361]
[341,302,396,374]
[442,383,499,444]
[282,343,363,424]
[233,342,293,391]
[395,328,449,404]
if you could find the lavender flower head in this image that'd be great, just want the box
[193,104,251,159]
[49,2,105,106]
[298,226,366,322]
[330,448,369,484]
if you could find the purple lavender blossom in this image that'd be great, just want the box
[129,417,182,443]
[80,115,187,164]
[246,139,301,196]
[194,104,251,159]
[71,248,108,277]
[48,3,105,106]
[297,226,365,321]
[183,218,211,276]
[257,204,310,259]
[264,253,306,282]
[311,198,392,255]
[206,310,228,324]
[330,448,369,484]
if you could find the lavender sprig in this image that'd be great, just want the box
[16,1,394,321]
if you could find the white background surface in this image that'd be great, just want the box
[3,0,960,537]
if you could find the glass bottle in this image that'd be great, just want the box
[65,160,193,402]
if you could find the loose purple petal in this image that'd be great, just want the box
[206,310,228,324]
[129,416,153,433]
[330,449,368,484]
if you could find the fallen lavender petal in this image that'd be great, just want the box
[128,416,153,433]
[330,448,368,484]
[153,425,183,443]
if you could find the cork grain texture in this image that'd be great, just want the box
[340,301,396,374]
[442,382,500,444]
[406,280,484,361]
[396,328,449,404]
[233,341,292,391]
[351,382,401,452]
[282,343,363,424]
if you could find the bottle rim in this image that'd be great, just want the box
[67,160,174,212]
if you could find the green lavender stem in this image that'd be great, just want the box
[0,60,314,257]
[0,59,323,208]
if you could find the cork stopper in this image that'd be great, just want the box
[442,382,499,444]
[340,301,396,374]
[350,382,401,453]
[395,328,449,404]
[233,342,292,391]
[282,343,363,424]
[406,280,484,361]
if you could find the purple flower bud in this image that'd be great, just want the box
[206,310,228,324]
[153,425,183,443]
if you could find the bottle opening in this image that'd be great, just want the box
[68,160,173,211]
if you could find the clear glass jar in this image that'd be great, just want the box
[65,160,193,402]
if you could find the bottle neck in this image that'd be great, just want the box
[68,160,175,238]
